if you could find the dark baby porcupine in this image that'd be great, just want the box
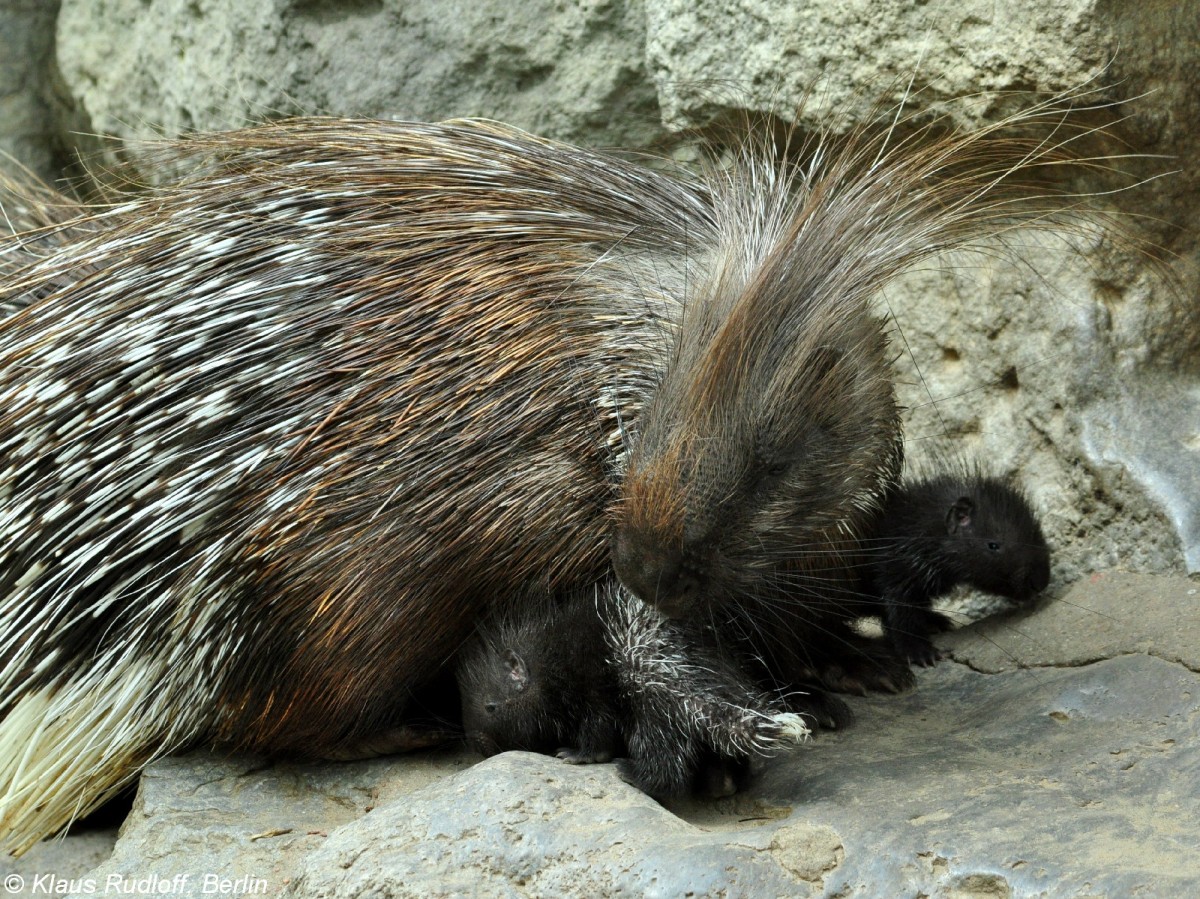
[864,466,1052,666]
[457,590,622,765]
[0,88,1118,853]
[456,583,809,798]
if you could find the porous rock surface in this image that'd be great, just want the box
[55,0,661,156]
[21,569,1196,896]
[641,0,1200,583]
[0,1,62,183]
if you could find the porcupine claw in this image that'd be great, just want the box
[766,712,812,745]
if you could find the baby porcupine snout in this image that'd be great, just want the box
[1026,551,1052,596]
[964,477,1053,602]
[1000,534,1051,601]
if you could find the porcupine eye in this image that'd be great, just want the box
[986,541,1001,552]
[751,427,800,490]
[752,430,816,494]
[749,456,790,496]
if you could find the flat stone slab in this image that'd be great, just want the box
[754,652,1199,896]
[941,569,1200,671]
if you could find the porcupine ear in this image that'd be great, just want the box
[947,498,974,533]
[504,650,530,692]
[808,345,842,384]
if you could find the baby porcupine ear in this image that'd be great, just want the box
[947,498,974,533]
[505,650,530,692]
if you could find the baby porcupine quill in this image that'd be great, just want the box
[456,583,808,798]
[0,88,1117,852]
[862,463,1051,666]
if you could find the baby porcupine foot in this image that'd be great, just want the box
[556,745,616,764]
[816,624,916,695]
[905,610,954,667]
[554,721,624,763]
[924,610,955,633]
[819,654,915,694]
[319,725,458,760]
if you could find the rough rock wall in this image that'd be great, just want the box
[0,1,63,184]
[3,0,1198,580]
[55,0,661,151]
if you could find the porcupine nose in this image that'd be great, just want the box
[1026,549,1051,595]
[1008,546,1051,601]
[612,534,703,619]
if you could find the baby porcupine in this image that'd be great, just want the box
[863,464,1051,666]
[0,87,1119,852]
[456,582,809,799]
[457,590,622,765]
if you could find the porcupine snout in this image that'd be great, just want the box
[1012,544,1051,599]
[611,529,707,619]
[610,439,736,620]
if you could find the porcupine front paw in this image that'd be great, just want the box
[780,687,854,730]
[726,709,813,752]
[759,711,811,745]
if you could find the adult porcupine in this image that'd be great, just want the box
[457,583,809,798]
[0,89,1114,852]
